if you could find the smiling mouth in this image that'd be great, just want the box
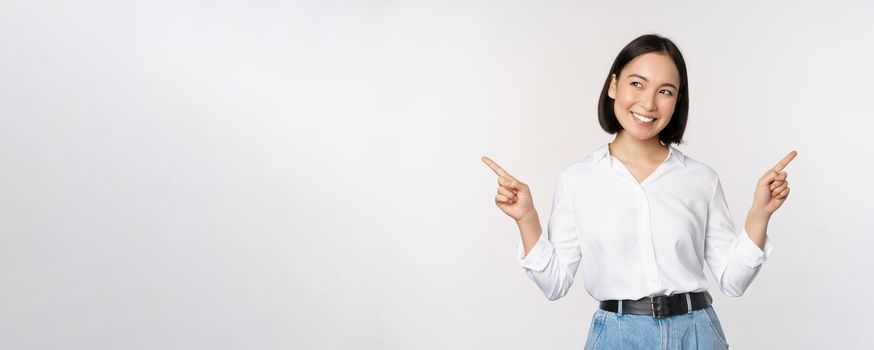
[631,111,656,123]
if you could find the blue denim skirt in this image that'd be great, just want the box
[584,305,730,349]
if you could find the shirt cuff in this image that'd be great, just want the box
[517,235,553,272]
[735,228,774,269]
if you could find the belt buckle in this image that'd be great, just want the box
[650,295,670,319]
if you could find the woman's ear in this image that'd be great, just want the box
[607,74,617,99]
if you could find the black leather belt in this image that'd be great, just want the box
[599,291,712,319]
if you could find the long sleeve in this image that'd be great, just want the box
[704,176,774,297]
[516,172,582,301]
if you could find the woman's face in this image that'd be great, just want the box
[608,52,681,142]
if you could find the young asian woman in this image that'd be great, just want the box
[481,34,795,349]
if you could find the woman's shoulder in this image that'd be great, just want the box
[558,143,611,175]
[672,147,721,181]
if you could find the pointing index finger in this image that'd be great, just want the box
[772,150,798,172]
[481,156,515,180]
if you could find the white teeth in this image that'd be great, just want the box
[632,112,654,123]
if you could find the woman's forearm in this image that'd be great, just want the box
[517,211,543,257]
[744,208,771,250]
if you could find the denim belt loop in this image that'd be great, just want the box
[618,300,623,316]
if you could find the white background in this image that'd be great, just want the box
[2,0,873,349]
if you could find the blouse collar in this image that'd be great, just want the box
[592,142,686,168]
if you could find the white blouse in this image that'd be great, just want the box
[517,143,773,301]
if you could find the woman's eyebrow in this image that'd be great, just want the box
[626,73,679,90]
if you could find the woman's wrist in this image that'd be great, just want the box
[517,211,542,256]
[516,210,540,226]
[747,208,772,222]
[744,209,771,250]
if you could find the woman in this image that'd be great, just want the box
[481,34,795,349]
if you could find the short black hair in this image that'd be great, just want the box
[597,34,689,146]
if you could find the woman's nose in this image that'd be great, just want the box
[641,92,658,111]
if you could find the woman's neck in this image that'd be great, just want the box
[608,132,668,165]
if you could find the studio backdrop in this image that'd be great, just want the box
[1,0,872,349]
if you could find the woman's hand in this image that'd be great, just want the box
[481,156,537,222]
[751,150,797,216]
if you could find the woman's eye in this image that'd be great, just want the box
[631,82,642,88]
[660,89,674,96]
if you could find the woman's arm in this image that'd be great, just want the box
[704,177,773,297]
[514,172,582,301]
[481,157,582,301]
[706,151,795,297]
